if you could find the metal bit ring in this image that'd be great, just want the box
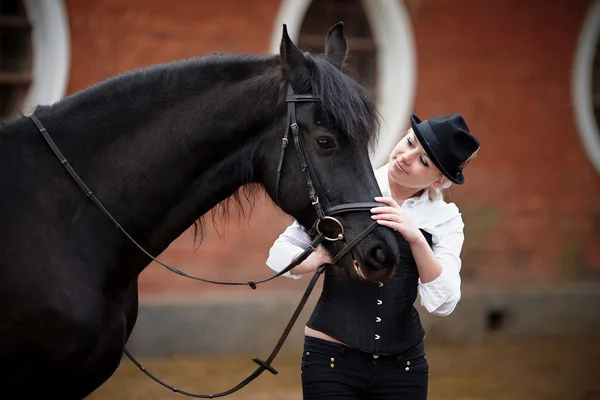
[315,216,345,241]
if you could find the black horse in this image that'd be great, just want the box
[0,23,400,398]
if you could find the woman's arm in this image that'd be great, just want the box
[409,235,443,283]
[266,220,333,278]
[412,226,464,316]
[371,197,464,316]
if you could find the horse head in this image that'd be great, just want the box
[261,23,400,282]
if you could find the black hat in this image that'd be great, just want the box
[410,113,480,185]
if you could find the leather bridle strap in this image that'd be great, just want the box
[27,113,319,289]
[124,262,327,398]
[274,85,322,214]
[288,96,326,219]
[29,100,382,290]
[28,94,386,398]
[121,219,379,399]
[122,219,381,398]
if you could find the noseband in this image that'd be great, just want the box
[27,84,384,398]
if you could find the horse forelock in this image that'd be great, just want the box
[306,55,380,153]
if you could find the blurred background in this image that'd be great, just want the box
[2,0,600,398]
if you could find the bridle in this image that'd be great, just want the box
[27,84,384,398]
[274,85,380,244]
[28,85,383,398]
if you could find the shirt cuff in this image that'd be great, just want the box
[266,242,306,280]
[418,272,457,316]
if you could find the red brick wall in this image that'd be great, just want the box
[64,0,298,299]
[63,0,600,298]
[406,0,600,285]
[65,0,280,90]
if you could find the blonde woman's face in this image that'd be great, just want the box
[387,129,444,190]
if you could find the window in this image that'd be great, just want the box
[0,0,32,120]
[270,0,416,168]
[573,0,600,176]
[298,0,378,102]
[593,42,600,133]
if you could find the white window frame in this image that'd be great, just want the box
[572,0,600,176]
[21,0,70,114]
[270,0,417,168]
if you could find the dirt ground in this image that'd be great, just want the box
[88,336,600,400]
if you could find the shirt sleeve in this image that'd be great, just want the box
[266,220,313,279]
[418,214,465,316]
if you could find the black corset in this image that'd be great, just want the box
[306,230,433,355]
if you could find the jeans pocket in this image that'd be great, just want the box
[301,349,340,373]
[402,354,429,375]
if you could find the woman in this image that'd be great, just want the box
[266,113,480,399]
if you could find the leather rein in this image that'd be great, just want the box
[27,84,382,398]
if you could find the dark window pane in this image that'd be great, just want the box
[299,0,378,101]
[0,0,31,120]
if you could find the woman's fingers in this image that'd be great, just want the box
[371,212,403,222]
[374,196,400,208]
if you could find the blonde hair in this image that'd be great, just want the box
[427,179,452,202]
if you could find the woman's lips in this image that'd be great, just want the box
[394,159,407,174]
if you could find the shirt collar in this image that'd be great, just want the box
[374,163,392,197]
[374,163,459,230]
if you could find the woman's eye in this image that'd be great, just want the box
[407,137,414,147]
[317,138,335,150]
[420,156,429,167]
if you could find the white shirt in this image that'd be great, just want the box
[266,163,465,317]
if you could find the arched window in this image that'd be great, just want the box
[0,0,32,120]
[298,0,378,102]
[271,0,415,167]
[593,42,600,137]
[573,0,600,176]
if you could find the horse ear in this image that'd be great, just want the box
[325,22,347,70]
[280,24,309,84]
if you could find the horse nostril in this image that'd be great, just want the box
[368,246,392,269]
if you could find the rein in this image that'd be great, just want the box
[27,83,382,398]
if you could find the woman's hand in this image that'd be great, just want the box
[291,245,333,275]
[371,196,423,244]
[315,245,333,265]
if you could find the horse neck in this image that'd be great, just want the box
[40,55,284,283]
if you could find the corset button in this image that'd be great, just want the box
[378,282,383,287]
[375,334,380,340]
[377,300,382,305]
[376,317,381,322]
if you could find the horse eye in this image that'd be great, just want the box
[317,137,334,150]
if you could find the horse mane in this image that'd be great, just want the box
[192,183,265,247]
[2,51,380,249]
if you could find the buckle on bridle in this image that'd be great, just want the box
[290,122,299,134]
[311,195,319,205]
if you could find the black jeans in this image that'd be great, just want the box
[301,336,428,399]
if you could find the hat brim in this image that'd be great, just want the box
[410,114,465,185]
